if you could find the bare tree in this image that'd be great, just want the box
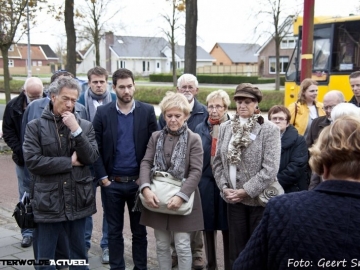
[0,0,43,103]
[77,0,123,67]
[162,0,185,86]
[184,0,197,75]
[253,0,300,89]
[64,0,76,76]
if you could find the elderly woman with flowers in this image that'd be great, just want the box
[213,83,281,268]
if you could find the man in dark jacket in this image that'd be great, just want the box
[158,73,208,269]
[349,70,360,107]
[306,90,344,190]
[2,77,45,248]
[23,77,99,267]
[93,68,157,269]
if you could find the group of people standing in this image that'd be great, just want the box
[3,67,360,270]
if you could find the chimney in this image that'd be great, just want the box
[105,32,114,72]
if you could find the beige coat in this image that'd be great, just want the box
[139,129,204,232]
[213,120,281,206]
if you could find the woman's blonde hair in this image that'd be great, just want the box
[309,115,360,179]
[159,91,191,116]
[206,89,231,109]
[298,78,318,104]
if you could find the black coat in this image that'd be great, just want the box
[3,91,28,166]
[23,103,99,222]
[194,119,228,231]
[306,115,331,148]
[158,98,208,132]
[278,125,308,193]
[234,180,360,270]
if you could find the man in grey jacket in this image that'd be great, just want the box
[23,77,99,268]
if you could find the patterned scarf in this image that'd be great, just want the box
[208,114,228,165]
[227,113,260,165]
[153,123,188,181]
[84,89,112,121]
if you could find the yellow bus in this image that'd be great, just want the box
[284,15,360,106]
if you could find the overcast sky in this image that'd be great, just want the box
[23,0,360,53]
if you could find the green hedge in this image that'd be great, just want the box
[149,74,276,84]
[135,86,284,111]
[0,80,26,93]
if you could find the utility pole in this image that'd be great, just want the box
[300,0,315,81]
[26,0,31,77]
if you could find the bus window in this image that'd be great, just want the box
[285,45,298,82]
[332,21,360,72]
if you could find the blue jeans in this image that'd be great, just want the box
[34,218,87,270]
[16,165,33,238]
[102,181,147,270]
[85,187,108,250]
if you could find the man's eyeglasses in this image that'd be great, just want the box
[323,105,336,111]
[179,85,195,92]
[270,117,287,122]
[208,105,224,111]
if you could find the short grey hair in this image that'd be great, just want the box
[48,77,81,97]
[331,103,360,121]
[24,77,43,91]
[206,89,231,109]
[177,73,199,88]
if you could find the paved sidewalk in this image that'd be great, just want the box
[0,208,112,270]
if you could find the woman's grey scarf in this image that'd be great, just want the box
[84,88,112,121]
[153,123,188,181]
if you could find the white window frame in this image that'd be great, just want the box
[281,37,296,49]
[8,59,14,67]
[37,61,42,66]
[269,56,289,74]
[9,45,14,51]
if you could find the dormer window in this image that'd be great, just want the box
[9,45,14,51]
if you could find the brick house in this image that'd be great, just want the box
[0,43,59,75]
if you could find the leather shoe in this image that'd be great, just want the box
[21,236,32,248]
[192,257,205,269]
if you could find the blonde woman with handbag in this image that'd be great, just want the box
[139,92,204,269]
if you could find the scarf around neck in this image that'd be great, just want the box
[153,123,188,181]
[227,113,260,165]
[85,88,112,121]
[208,114,228,165]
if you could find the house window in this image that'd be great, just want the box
[9,45,14,51]
[8,60,14,67]
[269,56,289,74]
[143,61,146,72]
[38,61,42,66]
[281,38,296,49]
[147,61,150,71]
[177,62,180,68]
[117,60,125,68]
[157,62,160,68]
[32,61,37,66]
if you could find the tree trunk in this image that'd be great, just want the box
[171,37,177,87]
[275,38,280,90]
[1,47,11,104]
[65,0,77,76]
[184,0,197,75]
